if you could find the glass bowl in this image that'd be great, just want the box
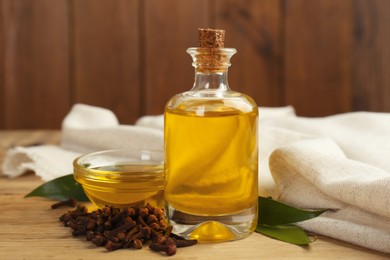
[73,149,164,209]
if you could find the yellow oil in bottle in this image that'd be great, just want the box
[164,99,258,216]
[74,163,165,209]
[164,28,258,241]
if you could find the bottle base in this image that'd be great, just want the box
[166,204,257,242]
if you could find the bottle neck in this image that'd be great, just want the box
[187,47,236,92]
[192,70,229,91]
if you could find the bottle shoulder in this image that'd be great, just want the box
[165,90,258,116]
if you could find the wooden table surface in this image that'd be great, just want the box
[0,130,389,259]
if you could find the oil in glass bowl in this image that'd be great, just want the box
[73,149,164,209]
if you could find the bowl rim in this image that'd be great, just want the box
[73,148,164,181]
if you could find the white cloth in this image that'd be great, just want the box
[262,111,390,253]
[2,104,164,181]
[2,103,390,253]
[2,145,80,181]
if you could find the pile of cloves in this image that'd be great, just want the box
[58,203,197,256]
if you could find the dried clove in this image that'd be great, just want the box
[105,240,123,251]
[58,204,197,256]
[51,198,77,209]
[91,234,106,246]
[132,238,143,249]
[176,239,198,248]
[149,243,177,256]
[149,225,197,256]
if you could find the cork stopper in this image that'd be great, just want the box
[189,28,234,73]
[198,28,225,48]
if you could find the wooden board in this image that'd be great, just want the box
[284,0,353,116]
[0,1,5,129]
[352,0,390,111]
[215,0,284,107]
[0,130,388,259]
[1,0,70,129]
[72,0,141,124]
[143,0,210,115]
[1,1,390,129]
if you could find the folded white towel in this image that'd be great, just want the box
[2,145,80,181]
[270,138,390,253]
[263,111,390,253]
[61,104,164,154]
[2,103,390,253]
[2,104,164,180]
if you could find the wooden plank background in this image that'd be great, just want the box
[1,0,389,129]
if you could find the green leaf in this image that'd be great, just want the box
[256,224,313,245]
[25,174,90,202]
[258,197,325,226]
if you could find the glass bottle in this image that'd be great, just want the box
[164,29,258,242]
